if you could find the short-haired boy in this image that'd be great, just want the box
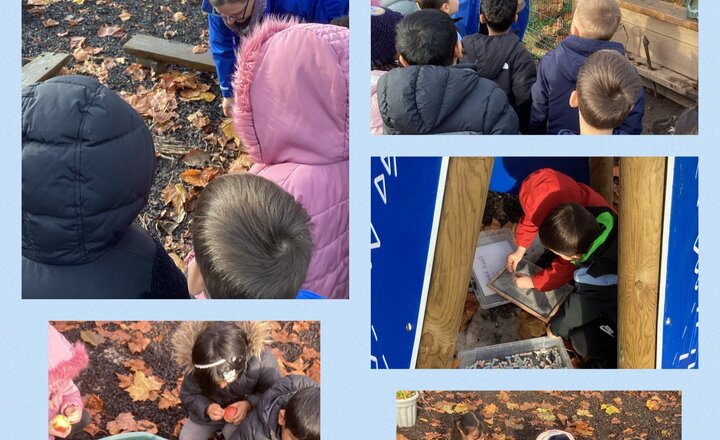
[529,0,645,134]
[507,168,612,292]
[188,173,315,299]
[564,50,642,134]
[377,9,519,134]
[461,0,536,132]
[533,202,618,339]
[416,0,460,15]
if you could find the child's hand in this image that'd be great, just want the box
[227,400,252,425]
[207,403,225,421]
[187,259,205,295]
[506,247,526,273]
[222,97,235,118]
[48,420,70,438]
[513,275,534,290]
[63,405,82,424]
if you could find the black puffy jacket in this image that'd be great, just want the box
[22,75,188,299]
[231,375,318,440]
[377,65,519,135]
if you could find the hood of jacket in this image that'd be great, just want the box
[232,18,349,166]
[377,65,519,134]
[22,75,156,265]
[248,375,319,440]
[553,35,625,84]
[462,33,524,81]
[172,321,272,375]
[48,324,89,385]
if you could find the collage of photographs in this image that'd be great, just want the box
[7,0,708,439]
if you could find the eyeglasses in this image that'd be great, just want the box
[210,1,251,23]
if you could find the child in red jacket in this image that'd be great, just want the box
[506,168,611,291]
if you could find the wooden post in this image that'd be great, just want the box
[618,157,666,369]
[416,157,493,369]
[589,157,615,206]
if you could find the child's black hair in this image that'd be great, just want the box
[285,386,320,440]
[451,412,486,439]
[395,9,457,66]
[191,322,250,396]
[482,0,519,32]
[416,0,450,9]
[538,203,600,257]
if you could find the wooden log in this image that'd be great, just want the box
[613,4,698,81]
[21,52,71,87]
[416,157,493,369]
[124,34,216,73]
[589,157,614,206]
[618,157,666,369]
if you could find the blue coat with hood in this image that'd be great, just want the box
[22,76,189,299]
[529,35,645,135]
[201,0,348,97]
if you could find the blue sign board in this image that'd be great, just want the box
[371,157,447,369]
[660,157,699,369]
[489,157,591,194]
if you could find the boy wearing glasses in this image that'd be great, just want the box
[201,0,349,117]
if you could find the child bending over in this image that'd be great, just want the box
[449,412,488,440]
[48,324,89,439]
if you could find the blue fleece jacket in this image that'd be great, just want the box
[530,35,645,135]
[201,0,348,97]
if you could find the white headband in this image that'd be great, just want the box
[194,359,228,369]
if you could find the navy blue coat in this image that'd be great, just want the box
[529,35,645,135]
[377,65,519,135]
[201,0,348,97]
[22,76,189,299]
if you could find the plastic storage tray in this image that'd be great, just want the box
[458,336,573,369]
[471,229,514,309]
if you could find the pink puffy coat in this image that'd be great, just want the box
[48,324,88,440]
[233,18,349,299]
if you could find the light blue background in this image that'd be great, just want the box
[2,1,717,438]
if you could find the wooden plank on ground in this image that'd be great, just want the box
[614,7,698,81]
[618,0,698,31]
[416,157,493,369]
[22,52,71,87]
[618,157,665,369]
[627,55,698,104]
[123,34,215,73]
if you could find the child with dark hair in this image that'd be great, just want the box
[536,202,618,339]
[530,0,645,134]
[371,6,404,134]
[461,0,536,132]
[377,9,519,134]
[673,106,698,134]
[173,322,282,440]
[508,169,612,293]
[537,430,576,440]
[232,375,320,440]
[188,174,314,299]
[564,50,642,135]
[449,412,487,440]
[417,0,460,15]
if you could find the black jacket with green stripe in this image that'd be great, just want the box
[572,207,618,300]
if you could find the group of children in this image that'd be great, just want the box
[371,0,697,135]
[48,322,320,440]
[451,411,575,439]
[22,17,350,300]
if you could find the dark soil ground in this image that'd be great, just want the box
[398,390,682,440]
[54,321,320,439]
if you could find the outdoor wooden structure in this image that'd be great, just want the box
[21,52,71,87]
[416,157,493,369]
[124,34,215,73]
[415,157,668,369]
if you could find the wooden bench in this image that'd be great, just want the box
[123,34,215,73]
[22,52,71,87]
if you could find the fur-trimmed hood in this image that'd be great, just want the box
[172,321,272,375]
[48,324,89,385]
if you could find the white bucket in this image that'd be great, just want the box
[396,392,419,428]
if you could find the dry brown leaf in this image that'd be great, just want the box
[482,403,497,418]
[573,420,594,436]
[42,18,59,27]
[173,418,188,438]
[82,393,104,416]
[122,358,152,375]
[106,412,137,435]
[192,44,208,54]
[128,331,151,353]
[80,330,106,347]
[188,110,210,129]
[159,388,182,410]
[129,321,152,333]
[109,329,132,344]
[57,30,69,37]
[124,63,146,82]
[180,167,221,187]
[117,373,134,389]
[53,321,81,332]
[136,419,159,434]
[125,371,164,401]
[119,11,131,21]
[182,149,211,167]
[97,25,126,38]
[173,11,188,22]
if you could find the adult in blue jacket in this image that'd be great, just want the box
[201,0,348,116]
[454,0,529,40]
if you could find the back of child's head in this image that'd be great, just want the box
[674,106,698,134]
[481,0,519,32]
[371,6,404,70]
[576,50,642,130]
[191,173,313,299]
[396,9,457,66]
[417,0,449,9]
[285,386,320,440]
[538,203,600,257]
[536,430,576,440]
[572,0,621,40]
[453,412,486,439]
[192,322,249,393]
